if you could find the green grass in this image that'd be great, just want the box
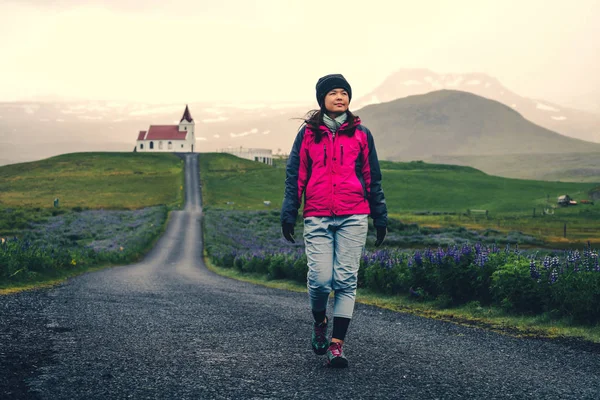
[382,168,594,214]
[200,152,597,213]
[204,256,600,343]
[199,152,600,246]
[199,153,283,210]
[0,152,184,210]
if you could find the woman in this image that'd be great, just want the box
[281,74,388,368]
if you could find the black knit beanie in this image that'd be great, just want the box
[315,74,352,107]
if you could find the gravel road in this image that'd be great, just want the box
[1,153,599,399]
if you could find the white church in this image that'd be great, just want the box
[135,105,196,153]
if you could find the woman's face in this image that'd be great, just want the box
[323,88,349,115]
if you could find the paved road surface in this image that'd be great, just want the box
[2,153,599,399]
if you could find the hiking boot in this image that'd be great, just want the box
[311,319,328,355]
[326,342,348,368]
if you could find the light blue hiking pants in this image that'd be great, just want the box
[303,214,368,319]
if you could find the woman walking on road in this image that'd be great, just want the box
[281,74,388,368]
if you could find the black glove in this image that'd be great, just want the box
[282,223,295,243]
[374,226,387,247]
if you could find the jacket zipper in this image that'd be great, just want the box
[340,145,344,166]
[323,144,327,166]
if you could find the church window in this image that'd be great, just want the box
[140,144,144,150]
[150,141,154,149]
[181,144,184,148]
[168,141,172,150]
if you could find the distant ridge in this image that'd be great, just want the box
[354,68,600,143]
[357,89,600,161]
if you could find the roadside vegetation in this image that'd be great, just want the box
[0,152,184,292]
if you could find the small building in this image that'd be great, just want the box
[135,105,196,153]
[557,195,577,206]
[218,147,273,166]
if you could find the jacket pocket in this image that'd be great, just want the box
[356,173,367,200]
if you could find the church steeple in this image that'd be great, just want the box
[180,104,193,123]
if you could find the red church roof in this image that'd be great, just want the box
[137,131,147,140]
[180,104,193,123]
[145,125,188,140]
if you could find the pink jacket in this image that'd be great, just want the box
[281,116,387,227]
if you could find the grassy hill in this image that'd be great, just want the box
[357,90,600,161]
[0,152,184,210]
[200,153,596,214]
[199,153,600,245]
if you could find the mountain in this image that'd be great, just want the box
[357,90,600,161]
[354,68,600,143]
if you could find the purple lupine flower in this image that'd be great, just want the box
[475,251,489,267]
[584,241,591,259]
[530,259,540,280]
[386,257,394,270]
[490,243,499,254]
[543,256,551,270]
[424,248,435,264]
[436,247,445,264]
[413,251,423,266]
[549,269,558,284]
[461,244,472,257]
[448,245,461,263]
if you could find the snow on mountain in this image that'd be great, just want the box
[536,102,560,112]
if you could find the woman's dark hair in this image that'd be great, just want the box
[299,107,357,143]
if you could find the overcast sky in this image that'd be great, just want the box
[1,0,598,104]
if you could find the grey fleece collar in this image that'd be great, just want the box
[323,112,347,133]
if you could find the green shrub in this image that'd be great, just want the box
[549,271,600,324]
[290,254,308,283]
[490,257,544,314]
[268,254,288,280]
[437,259,483,305]
[364,262,410,295]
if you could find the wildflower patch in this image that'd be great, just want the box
[204,209,600,324]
